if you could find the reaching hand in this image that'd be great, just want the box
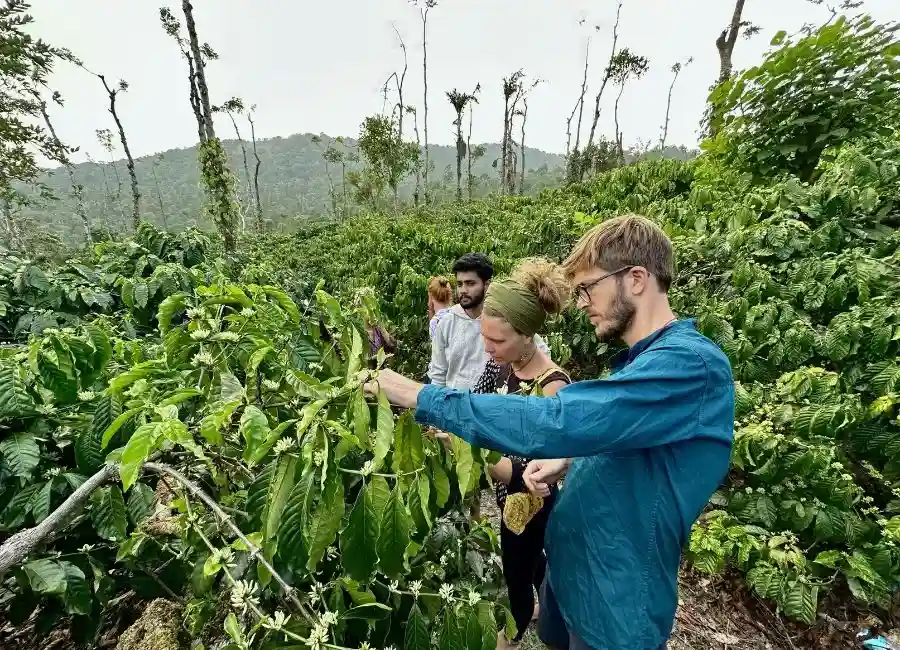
[363,368,423,409]
[523,458,570,497]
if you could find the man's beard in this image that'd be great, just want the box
[459,291,484,309]
[595,284,636,343]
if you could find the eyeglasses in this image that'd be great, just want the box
[573,266,634,305]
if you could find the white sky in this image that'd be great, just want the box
[27,0,900,164]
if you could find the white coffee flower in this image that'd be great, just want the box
[230,579,260,612]
[192,350,215,367]
[321,611,339,627]
[360,460,375,477]
[77,390,96,401]
[190,328,211,341]
[263,610,290,631]
[409,580,422,599]
[186,307,205,319]
[438,583,454,602]
[274,438,295,456]
[263,378,280,390]
[467,590,481,606]
[313,450,325,466]
[306,622,329,649]
[217,331,240,342]
[388,580,400,594]
[326,545,338,561]
[240,308,255,318]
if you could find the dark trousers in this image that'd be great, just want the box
[500,497,553,642]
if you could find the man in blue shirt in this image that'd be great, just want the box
[372,214,735,650]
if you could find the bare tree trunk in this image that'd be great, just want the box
[94,158,115,236]
[96,75,140,232]
[710,0,748,136]
[182,0,215,142]
[454,109,464,202]
[421,7,430,204]
[717,0,747,85]
[501,97,510,195]
[186,53,205,144]
[660,67,681,151]
[248,112,263,231]
[614,82,625,162]
[108,157,125,230]
[227,112,253,215]
[39,101,91,246]
[411,107,422,206]
[584,0,623,176]
[519,99,527,196]
[151,166,168,231]
[566,38,591,156]
[466,104,474,201]
[2,198,23,252]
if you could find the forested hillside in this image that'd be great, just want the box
[20,136,571,242]
[21,136,695,246]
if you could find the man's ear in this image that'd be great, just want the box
[485,279,491,289]
[629,267,650,296]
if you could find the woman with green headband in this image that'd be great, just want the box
[472,257,571,650]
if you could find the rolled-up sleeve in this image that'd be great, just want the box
[415,345,722,458]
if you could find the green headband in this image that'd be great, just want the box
[484,279,545,336]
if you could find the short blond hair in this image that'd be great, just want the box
[562,214,674,291]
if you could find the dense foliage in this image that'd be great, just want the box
[1,9,899,648]
[0,227,513,649]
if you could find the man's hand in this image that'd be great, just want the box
[523,458,570,497]
[364,368,424,409]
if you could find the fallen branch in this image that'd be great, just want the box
[142,462,316,624]
[0,464,118,577]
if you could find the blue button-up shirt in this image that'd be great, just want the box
[415,319,735,649]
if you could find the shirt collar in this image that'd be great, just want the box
[610,318,695,371]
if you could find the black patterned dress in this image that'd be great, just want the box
[471,358,571,641]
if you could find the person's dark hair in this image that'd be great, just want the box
[451,253,493,283]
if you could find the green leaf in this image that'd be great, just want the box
[224,612,245,645]
[77,394,118,472]
[377,485,411,579]
[340,481,381,582]
[101,407,143,449]
[306,473,346,572]
[439,604,464,650]
[451,436,475,498]
[0,364,34,416]
[813,549,844,568]
[133,283,149,309]
[342,601,392,621]
[127,483,156,526]
[31,479,54,523]
[374,390,394,468]
[771,30,787,46]
[0,432,40,478]
[119,422,161,492]
[249,419,298,466]
[240,405,270,463]
[476,600,497,650]
[278,466,316,564]
[23,559,66,595]
[431,456,451,507]
[156,293,187,335]
[61,562,92,616]
[404,603,430,650]
[352,389,370,442]
[264,454,298,542]
[464,605,483,650]
[346,327,364,384]
[91,485,128,541]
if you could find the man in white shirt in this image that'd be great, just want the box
[429,253,550,389]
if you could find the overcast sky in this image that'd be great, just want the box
[27,0,900,164]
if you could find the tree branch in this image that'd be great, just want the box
[0,464,118,577]
[142,462,316,624]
